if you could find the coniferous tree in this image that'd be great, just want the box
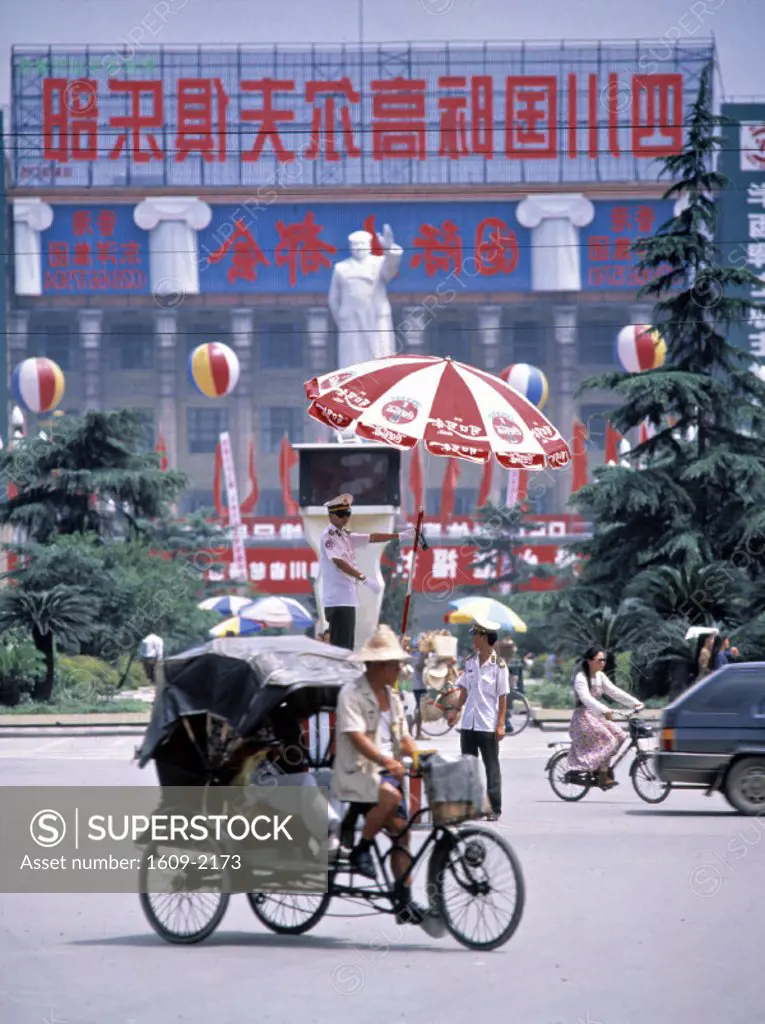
[569,60,765,631]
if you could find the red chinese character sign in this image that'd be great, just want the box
[581,200,675,290]
[12,43,711,187]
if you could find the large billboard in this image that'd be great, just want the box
[11,41,713,188]
[718,103,765,359]
[32,198,673,296]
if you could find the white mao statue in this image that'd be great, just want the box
[328,224,403,368]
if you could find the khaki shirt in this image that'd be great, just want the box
[332,674,409,803]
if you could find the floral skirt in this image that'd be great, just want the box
[567,708,626,772]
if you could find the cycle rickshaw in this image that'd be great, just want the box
[134,635,525,951]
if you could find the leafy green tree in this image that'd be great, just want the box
[0,409,187,543]
[468,501,560,592]
[566,61,765,668]
[380,539,412,635]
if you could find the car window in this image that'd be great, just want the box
[685,668,765,712]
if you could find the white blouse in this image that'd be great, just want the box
[573,670,641,716]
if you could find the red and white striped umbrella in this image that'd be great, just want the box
[304,355,571,470]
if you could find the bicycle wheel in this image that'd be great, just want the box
[419,696,455,738]
[138,839,230,945]
[429,825,525,950]
[247,892,331,934]
[548,749,591,801]
[630,753,671,804]
[506,690,531,736]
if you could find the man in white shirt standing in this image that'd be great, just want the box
[318,493,414,650]
[447,616,509,820]
[139,632,164,684]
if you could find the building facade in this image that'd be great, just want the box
[6,40,714,526]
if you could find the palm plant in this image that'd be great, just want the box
[0,585,94,701]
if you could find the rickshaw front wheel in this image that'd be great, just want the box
[247,891,331,934]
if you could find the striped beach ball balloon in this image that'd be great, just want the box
[188,342,240,398]
[616,324,667,373]
[12,357,65,414]
[499,363,549,409]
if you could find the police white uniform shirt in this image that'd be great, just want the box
[456,651,510,732]
[319,525,370,608]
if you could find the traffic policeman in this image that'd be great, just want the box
[318,494,414,650]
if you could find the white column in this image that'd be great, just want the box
[399,306,428,354]
[134,197,212,299]
[154,311,179,469]
[516,194,595,292]
[13,200,54,297]
[231,308,254,488]
[78,310,103,411]
[477,305,502,371]
[554,306,578,509]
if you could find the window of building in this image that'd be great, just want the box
[261,408,304,452]
[261,321,303,369]
[109,321,154,371]
[38,322,76,370]
[187,407,228,454]
[183,489,215,514]
[429,320,472,365]
[258,489,285,516]
[579,403,613,451]
[127,408,155,453]
[511,317,546,367]
[578,313,622,365]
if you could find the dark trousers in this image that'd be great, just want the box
[325,605,356,650]
[460,728,502,815]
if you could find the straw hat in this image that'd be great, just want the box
[350,624,411,663]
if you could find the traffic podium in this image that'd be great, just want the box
[294,443,401,651]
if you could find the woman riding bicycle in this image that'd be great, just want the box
[568,646,644,789]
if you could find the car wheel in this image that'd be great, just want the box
[723,757,765,815]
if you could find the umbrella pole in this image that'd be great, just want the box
[400,506,424,639]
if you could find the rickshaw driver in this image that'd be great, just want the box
[333,625,441,930]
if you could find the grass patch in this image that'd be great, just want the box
[0,699,150,716]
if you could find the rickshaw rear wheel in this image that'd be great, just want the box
[247,892,331,934]
[138,839,230,944]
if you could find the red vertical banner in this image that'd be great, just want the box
[279,433,299,516]
[239,437,260,514]
[605,420,623,466]
[477,457,493,510]
[213,440,227,518]
[440,458,461,529]
[571,419,589,495]
[154,429,169,472]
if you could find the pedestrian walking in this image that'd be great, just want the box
[446,616,509,820]
[318,493,414,650]
[139,632,164,683]
[410,635,428,739]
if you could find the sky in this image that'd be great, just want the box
[0,0,763,110]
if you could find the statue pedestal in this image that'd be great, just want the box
[294,442,402,651]
[301,505,397,651]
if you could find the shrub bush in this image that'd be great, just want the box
[529,681,574,709]
[0,637,46,706]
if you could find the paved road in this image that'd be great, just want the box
[0,728,761,1024]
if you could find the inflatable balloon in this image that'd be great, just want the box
[12,357,65,414]
[188,342,240,398]
[616,325,666,373]
[499,363,549,409]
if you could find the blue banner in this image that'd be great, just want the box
[40,204,149,295]
[197,201,531,294]
[580,200,675,291]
